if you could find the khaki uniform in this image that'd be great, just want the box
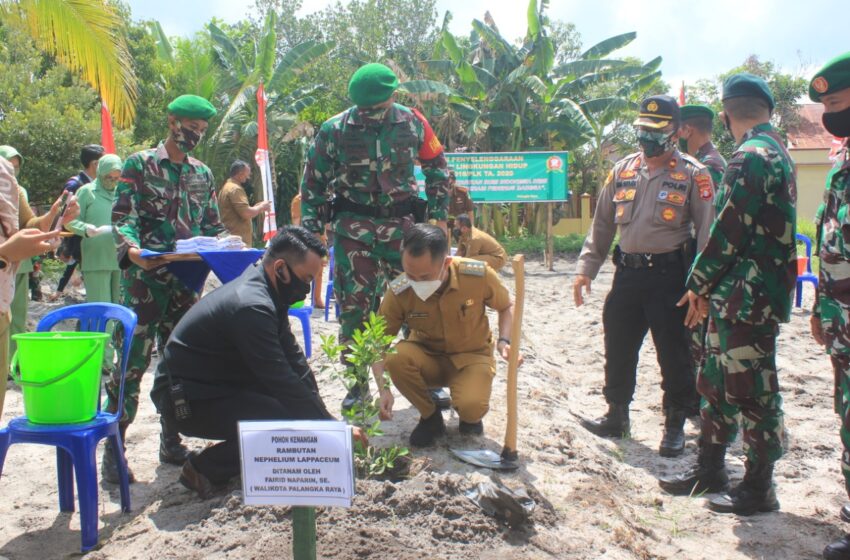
[448,185,473,222]
[379,258,511,422]
[218,179,253,246]
[458,227,508,271]
[577,151,715,279]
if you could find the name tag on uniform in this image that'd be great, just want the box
[408,312,429,319]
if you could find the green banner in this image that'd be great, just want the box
[416,151,569,203]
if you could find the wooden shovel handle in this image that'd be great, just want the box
[503,254,525,457]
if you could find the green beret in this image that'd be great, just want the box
[167,95,217,120]
[0,145,22,164]
[680,104,715,122]
[348,63,399,107]
[809,51,850,102]
[722,72,775,112]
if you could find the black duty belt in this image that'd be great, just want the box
[617,250,682,269]
[333,196,415,219]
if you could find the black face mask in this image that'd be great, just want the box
[276,262,311,306]
[823,106,850,138]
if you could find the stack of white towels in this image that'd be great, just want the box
[175,235,246,253]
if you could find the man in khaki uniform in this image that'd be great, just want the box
[373,224,518,447]
[447,168,474,230]
[453,215,508,271]
[218,160,271,246]
[572,95,716,457]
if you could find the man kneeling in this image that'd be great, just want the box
[373,224,518,447]
[151,226,365,498]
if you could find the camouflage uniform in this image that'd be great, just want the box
[111,142,224,423]
[689,141,728,370]
[687,123,797,465]
[813,138,850,492]
[301,103,449,346]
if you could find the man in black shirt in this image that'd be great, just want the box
[151,226,366,498]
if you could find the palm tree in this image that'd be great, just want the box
[0,0,138,126]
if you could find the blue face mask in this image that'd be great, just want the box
[636,129,675,158]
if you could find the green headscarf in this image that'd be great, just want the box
[96,154,123,191]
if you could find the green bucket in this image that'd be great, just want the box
[10,332,110,424]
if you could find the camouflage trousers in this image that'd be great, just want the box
[332,215,413,345]
[105,265,197,424]
[689,322,708,377]
[697,316,784,464]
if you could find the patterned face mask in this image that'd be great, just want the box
[636,128,675,158]
[100,177,118,191]
[357,106,389,121]
[172,121,204,153]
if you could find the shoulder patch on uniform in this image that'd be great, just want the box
[679,152,706,169]
[458,260,486,277]
[390,273,412,294]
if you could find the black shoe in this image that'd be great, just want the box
[179,458,225,500]
[430,388,452,410]
[159,415,191,465]
[659,408,687,457]
[841,504,850,523]
[102,439,135,484]
[580,404,630,438]
[459,420,484,435]
[824,535,850,560]
[658,443,728,495]
[409,411,446,447]
[341,384,366,412]
[708,461,779,515]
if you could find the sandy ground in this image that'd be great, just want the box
[0,257,845,559]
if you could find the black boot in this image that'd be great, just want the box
[409,410,446,447]
[430,388,452,410]
[341,383,366,412]
[159,414,191,465]
[581,404,630,438]
[659,408,687,457]
[658,442,728,495]
[841,503,850,523]
[459,419,484,435]
[708,460,779,515]
[102,424,135,484]
[824,535,850,560]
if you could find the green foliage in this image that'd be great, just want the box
[319,313,409,479]
[499,233,585,256]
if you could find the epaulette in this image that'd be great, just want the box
[679,152,707,171]
[458,260,486,277]
[456,185,469,193]
[390,273,412,294]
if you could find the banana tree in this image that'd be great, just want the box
[0,0,138,126]
[201,12,333,186]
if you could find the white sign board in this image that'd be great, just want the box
[238,420,354,507]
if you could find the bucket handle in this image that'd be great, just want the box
[10,341,102,388]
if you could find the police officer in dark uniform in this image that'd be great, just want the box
[572,95,716,457]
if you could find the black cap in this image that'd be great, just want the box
[633,95,680,129]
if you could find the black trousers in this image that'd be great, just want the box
[601,263,698,411]
[162,391,288,484]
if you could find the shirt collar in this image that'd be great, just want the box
[347,103,405,126]
[155,141,189,165]
[739,122,774,145]
[696,141,716,159]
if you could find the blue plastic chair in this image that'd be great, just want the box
[289,304,313,358]
[324,247,340,322]
[796,233,819,308]
[0,303,137,552]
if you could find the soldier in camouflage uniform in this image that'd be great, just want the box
[806,53,850,560]
[109,95,224,483]
[300,63,449,409]
[679,105,728,375]
[660,74,797,517]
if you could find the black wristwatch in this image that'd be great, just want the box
[497,337,511,346]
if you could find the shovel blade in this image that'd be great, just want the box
[450,448,520,471]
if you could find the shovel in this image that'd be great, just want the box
[451,254,525,470]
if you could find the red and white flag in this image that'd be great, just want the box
[678,81,686,106]
[101,102,116,154]
[255,82,277,241]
